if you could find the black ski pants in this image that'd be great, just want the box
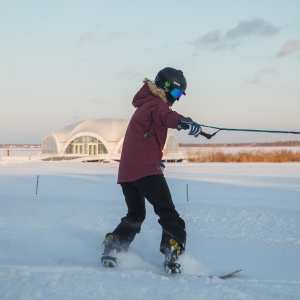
[112,175,186,253]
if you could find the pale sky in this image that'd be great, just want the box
[1,0,299,144]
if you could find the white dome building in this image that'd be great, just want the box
[41,119,184,162]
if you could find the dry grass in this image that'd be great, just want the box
[186,150,300,163]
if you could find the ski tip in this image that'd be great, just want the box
[218,269,242,279]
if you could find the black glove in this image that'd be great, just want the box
[178,117,202,137]
[188,123,202,137]
[178,117,194,130]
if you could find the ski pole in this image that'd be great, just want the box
[186,184,189,202]
[36,175,39,195]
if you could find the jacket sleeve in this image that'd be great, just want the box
[150,102,183,129]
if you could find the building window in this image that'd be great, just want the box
[65,136,108,155]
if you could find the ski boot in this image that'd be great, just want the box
[164,238,184,274]
[101,233,122,268]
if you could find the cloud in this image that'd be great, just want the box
[77,29,122,46]
[225,18,279,39]
[193,30,224,50]
[247,67,278,84]
[116,69,142,78]
[193,18,280,51]
[107,30,122,40]
[77,31,98,45]
[257,67,278,75]
[277,39,300,56]
[72,58,88,67]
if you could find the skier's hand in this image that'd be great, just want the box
[178,117,202,137]
[178,117,194,130]
[188,123,202,137]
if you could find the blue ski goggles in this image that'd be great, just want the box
[170,87,184,100]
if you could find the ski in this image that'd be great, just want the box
[100,244,242,280]
[157,269,242,280]
[217,269,242,279]
[101,256,241,280]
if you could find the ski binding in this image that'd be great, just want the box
[101,255,117,268]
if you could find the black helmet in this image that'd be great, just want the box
[154,67,187,101]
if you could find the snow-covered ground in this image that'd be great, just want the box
[0,160,299,300]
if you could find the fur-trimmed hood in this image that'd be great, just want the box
[143,78,168,103]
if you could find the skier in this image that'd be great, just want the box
[101,67,203,274]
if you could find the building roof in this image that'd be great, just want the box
[56,119,129,144]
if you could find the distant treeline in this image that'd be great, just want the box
[0,144,41,148]
[187,150,300,163]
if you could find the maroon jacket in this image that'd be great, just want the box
[117,79,183,183]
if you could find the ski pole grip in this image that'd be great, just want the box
[200,129,221,139]
[200,131,213,139]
